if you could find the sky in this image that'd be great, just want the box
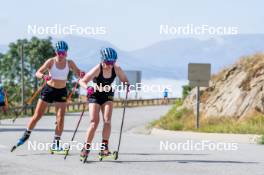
[1,0,264,51]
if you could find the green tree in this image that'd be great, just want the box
[0,37,79,105]
[0,53,4,83]
[0,38,54,103]
[27,37,55,94]
[182,85,192,100]
[0,39,30,104]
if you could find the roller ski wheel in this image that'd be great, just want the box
[80,155,88,164]
[49,148,54,155]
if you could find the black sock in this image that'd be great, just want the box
[101,139,109,151]
[53,136,61,147]
[84,143,91,151]
[25,129,32,135]
[20,129,31,142]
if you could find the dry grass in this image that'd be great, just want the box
[151,105,264,135]
[212,53,264,83]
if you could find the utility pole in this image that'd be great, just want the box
[21,44,25,108]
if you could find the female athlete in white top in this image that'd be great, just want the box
[12,41,85,153]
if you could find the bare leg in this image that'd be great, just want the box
[85,103,100,145]
[27,99,48,130]
[17,99,48,145]
[101,101,113,154]
[101,101,113,141]
[54,102,66,136]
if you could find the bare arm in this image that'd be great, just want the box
[68,60,82,78]
[35,59,52,79]
[114,64,129,84]
[79,64,100,89]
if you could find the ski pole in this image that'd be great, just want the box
[64,103,86,160]
[67,79,80,103]
[114,90,129,159]
[27,81,46,105]
[12,80,46,123]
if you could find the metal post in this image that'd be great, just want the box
[196,86,200,129]
[21,44,25,108]
[118,91,121,99]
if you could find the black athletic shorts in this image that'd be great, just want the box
[0,102,5,107]
[88,92,114,105]
[40,84,68,103]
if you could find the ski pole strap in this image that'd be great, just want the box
[67,79,80,102]
[26,80,46,105]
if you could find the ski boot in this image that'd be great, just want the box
[11,130,31,152]
[98,140,118,161]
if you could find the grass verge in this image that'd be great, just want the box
[261,134,264,144]
[151,106,264,135]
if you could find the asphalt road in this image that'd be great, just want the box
[0,105,263,175]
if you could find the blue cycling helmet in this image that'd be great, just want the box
[100,47,118,62]
[55,41,68,52]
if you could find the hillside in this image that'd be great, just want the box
[183,53,264,118]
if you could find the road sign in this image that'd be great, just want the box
[188,63,211,87]
[189,80,209,87]
[188,63,211,129]
[116,70,142,99]
[116,70,142,88]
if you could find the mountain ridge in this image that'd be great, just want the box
[1,34,264,79]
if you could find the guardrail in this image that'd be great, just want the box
[9,98,178,116]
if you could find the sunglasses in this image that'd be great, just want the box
[104,61,115,65]
[56,51,67,57]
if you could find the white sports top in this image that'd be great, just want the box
[49,59,69,80]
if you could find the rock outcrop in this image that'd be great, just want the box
[183,53,264,118]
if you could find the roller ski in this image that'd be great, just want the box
[80,148,90,163]
[98,150,118,161]
[98,139,118,161]
[49,145,68,155]
[11,130,31,152]
[10,138,25,152]
[49,138,68,155]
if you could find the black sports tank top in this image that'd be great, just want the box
[93,64,116,93]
